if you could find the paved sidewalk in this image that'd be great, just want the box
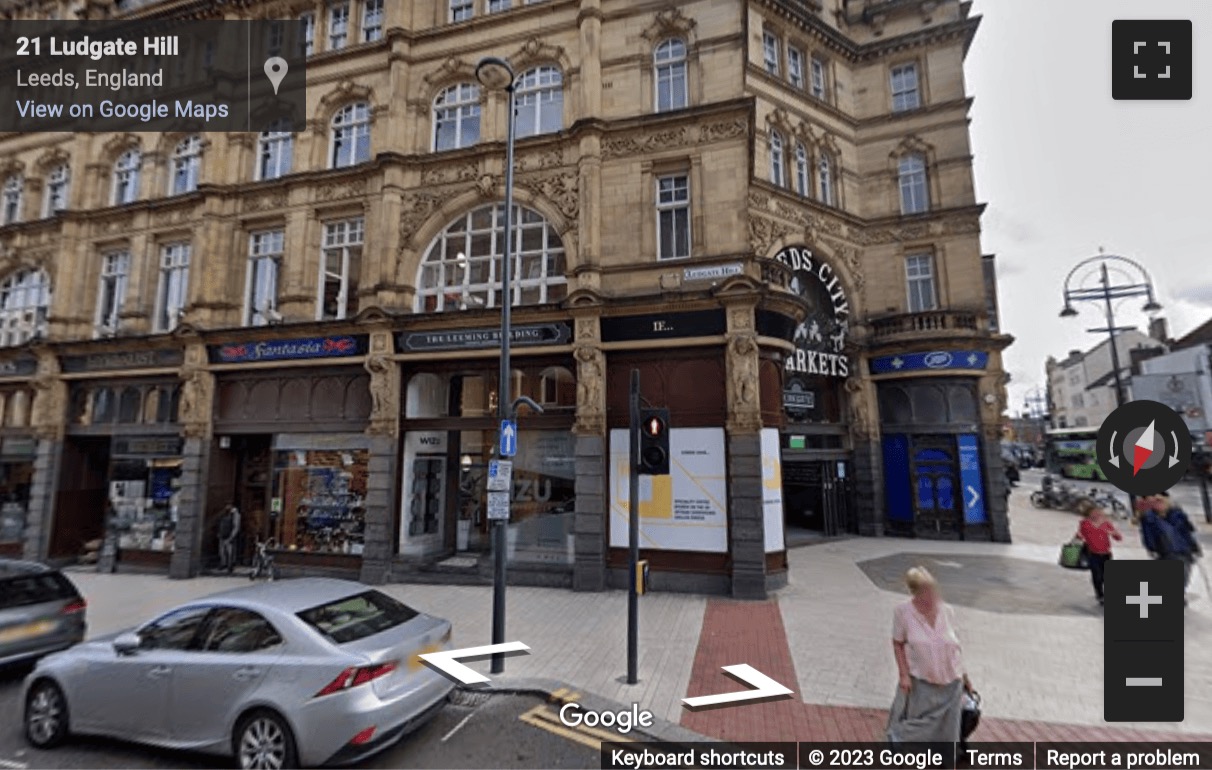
[65,482,1211,746]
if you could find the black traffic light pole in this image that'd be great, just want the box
[627,369,641,685]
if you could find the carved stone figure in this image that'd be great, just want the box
[574,345,603,412]
[845,377,870,439]
[364,355,394,420]
[728,334,759,409]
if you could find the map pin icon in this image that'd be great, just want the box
[264,57,288,95]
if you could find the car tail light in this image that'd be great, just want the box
[60,599,87,615]
[314,662,398,698]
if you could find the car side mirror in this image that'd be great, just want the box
[113,632,142,656]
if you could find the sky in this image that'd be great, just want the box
[965,0,1212,417]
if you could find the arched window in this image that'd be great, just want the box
[538,366,575,408]
[257,122,293,181]
[433,84,480,151]
[170,135,202,195]
[44,163,69,216]
[769,130,784,187]
[818,152,835,206]
[654,38,688,112]
[515,66,563,137]
[0,269,50,347]
[2,175,23,225]
[898,153,929,215]
[794,143,809,197]
[112,148,141,205]
[330,103,371,168]
[416,204,567,313]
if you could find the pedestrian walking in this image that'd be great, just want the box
[217,503,240,573]
[1137,494,1202,600]
[887,567,974,746]
[1074,498,1121,604]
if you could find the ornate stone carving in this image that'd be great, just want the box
[602,126,689,159]
[845,377,871,440]
[517,172,578,221]
[519,147,563,171]
[421,162,477,186]
[729,306,753,333]
[575,316,597,342]
[819,238,866,293]
[398,189,460,247]
[640,5,697,42]
[511,37,568,70]
[30,355,63,439]
[316,178,368,202]
[364,354,398,436]
[699,118,747,144]
[475,173,498,199]
[423,57,478,87]
[244,191,289,212]
[748,214,798,257]
[727,333,761,432]
[97,214,134,235]
[573,344,605,433]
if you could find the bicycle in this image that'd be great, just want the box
[249,537,280,581]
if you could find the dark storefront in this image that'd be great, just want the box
[395,322,576,574]
[874,351,993,540]
[208,334,372,576]
[51,347,186,568]
[0,355,39,557]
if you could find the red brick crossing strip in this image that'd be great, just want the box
[681,597,1210,744]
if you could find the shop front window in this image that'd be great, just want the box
[110,457,183,553]
[0,457,32,545]
[507,429,575,565]
[271,448,368,555]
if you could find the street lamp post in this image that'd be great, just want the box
[1059,253,1163,410]
[476,55,517,675]
[1060,253,1162,513]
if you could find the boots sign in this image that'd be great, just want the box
[774,245,850,378]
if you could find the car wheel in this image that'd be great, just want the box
[25,679,69,749]
[234,709,298,770]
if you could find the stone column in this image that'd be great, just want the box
[170,342,214,579]
[846,368,884,536]
[361,330,400,584]
[572,313,607,591]
[725,303,766,599]
[980,371,1012,543]
[25,350,66,562]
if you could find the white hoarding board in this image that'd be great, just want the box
[608,427,728,553]
[761,428,785,553]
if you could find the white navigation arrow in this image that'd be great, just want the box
[1169,431,1181,468]
[419,641,530,685]
[1108,431,1121,467]
[966,485,981,509]
[682,664,794,709]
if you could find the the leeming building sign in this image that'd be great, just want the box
[774,245,850,378]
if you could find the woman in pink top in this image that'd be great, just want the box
[886,567,973,744]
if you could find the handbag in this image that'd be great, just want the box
[1059,538,1089,570]
[961,690,981,738]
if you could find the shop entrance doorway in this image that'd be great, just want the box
[50,437,110,559]
[782,458,854,540]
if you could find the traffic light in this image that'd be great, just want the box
[638,408,670,475]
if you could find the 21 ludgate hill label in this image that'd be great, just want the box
[0,20,309,132]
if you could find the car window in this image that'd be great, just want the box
[0,572,78,611]
[297,590,418,644]
[139,606,212,651]
[200,607,283,653]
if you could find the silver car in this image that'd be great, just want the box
[22,578,455,768]
[0,560,87,666]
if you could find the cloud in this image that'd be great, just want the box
[1169,279,1212,307]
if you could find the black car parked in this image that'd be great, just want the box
[0,560,87,667]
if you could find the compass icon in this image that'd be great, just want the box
[1097,400,1192,496]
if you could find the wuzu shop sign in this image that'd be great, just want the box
[774,245,851,378]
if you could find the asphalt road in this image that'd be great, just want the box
[0,665,600,769]
[1020,467,1212,528]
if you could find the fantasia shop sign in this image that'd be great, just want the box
[773,245,850,378]
[209,335,367,364]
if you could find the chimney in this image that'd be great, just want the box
[1148,317,1169,343]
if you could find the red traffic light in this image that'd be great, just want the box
[643,415,666,437]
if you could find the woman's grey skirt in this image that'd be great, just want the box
[886,677,963,744]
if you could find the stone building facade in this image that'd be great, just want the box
[0,0,1010,597]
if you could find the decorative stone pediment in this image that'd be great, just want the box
[0,158,22,179]
[101,133,140,160]
[713,275,763,298]
[764,108,794,136]
[34,146,68,171]
[890,134,933,160]
[510,37,569,72]
[422,57,478,89]
[563,288,606,310]
[317,81,376,120]
[641,5,697,43]
[353,306,392,325]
